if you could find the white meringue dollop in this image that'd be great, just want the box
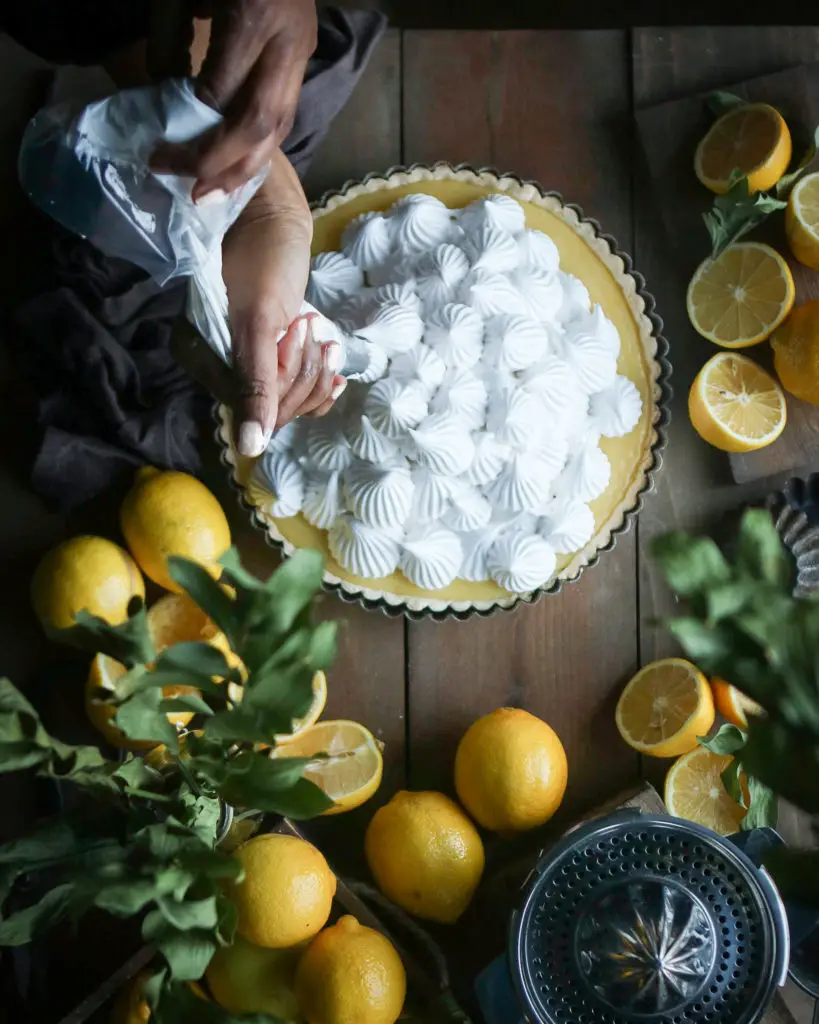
[489,532,557,592]
[518,229,560,274]
[356,300,424,356]
[410,412,476,476]
[411,466,460,521]
[344,461,414,530]
[390,343,447,394]
[424,303,484,369]
[555,439,611,502]
[329,515,401,578]
[590,375,642,438]
[254,450,305,518]
[303,470,346,530]
[460,269,522,318]
[391,194,454,252]
[444,485,492,532]
[307,252,364,309]
[347,415,398,463]
[364,378,429,438]
[400,526,463,589]
[429,368,487,429]
[342,213,393,271]
[458,194,526,237]
[466,431,511,486]
[306,420,353,472]
[466,223,520,274]
[484,314,551,371]
[539,497,595,554]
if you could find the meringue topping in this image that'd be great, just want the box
[252,190,644,594]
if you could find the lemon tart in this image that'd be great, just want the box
[216,164,670,618]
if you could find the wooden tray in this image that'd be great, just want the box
[53,818,468,1024]
[636,62,819,484]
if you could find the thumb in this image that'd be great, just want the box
[234,314,283,458]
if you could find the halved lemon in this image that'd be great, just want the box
[687,242,795,348]
[694,102,791,195]
[786,170,819,269]
[228,670,327,746]
[272,719,384,814]
[711,678,764,728]
[689,351,787,453]
[615,658,715,758]
[86,593,232,750]
[771,299,819,406]
[275,670,328,744]
[665,747,747,835]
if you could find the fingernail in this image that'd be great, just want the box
[325,343,343,373]
[237,421,270,458]
[196,188,227,207]
[295,318,308,349]
[331,378,347,401]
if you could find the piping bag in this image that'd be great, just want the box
[17,78,371,407]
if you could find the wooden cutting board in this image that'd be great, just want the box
[636,62,819,483]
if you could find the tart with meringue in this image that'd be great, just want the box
[217,166,668,617]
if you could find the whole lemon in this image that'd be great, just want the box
[771,299,819,405]
[120,468,230,592]
[295,916,405,1024]
[109,972,151,1024]
[31,535,145,631]
[232,834,336,949]
[364,791,484,924]
[206,935,304,1019]
[455,707,568,832]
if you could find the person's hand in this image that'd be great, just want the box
[153,0,317,200]
[224,150,345,457]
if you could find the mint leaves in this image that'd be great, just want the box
[702,177,787,260]
[0,546,338,1017]
[699,723,777,830]
[655,509,819,899]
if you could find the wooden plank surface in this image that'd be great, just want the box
[401,31,641,814]
[637,60,819,483]
[632,30,817,1024]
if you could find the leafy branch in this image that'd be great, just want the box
[0,547,338,1020]
[701,91,819,258]
[654,508,819,900]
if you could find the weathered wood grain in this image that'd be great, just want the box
[401,31,641,814]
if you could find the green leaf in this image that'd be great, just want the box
[706,581,756,623]
[94,881,159,916]
[700,723,747,756]
[652,533,731,599]
[218,548,268,592]
[157,895,219,931]
[115,690,180,752]
[667,618,732,667]
[50,601,155,667]
[160,694,214,717]
[149,972,281,1023]
[167,556,238,642]
[776,124,819,197]
[220,770,333,819]
[155,866,197,901]
[741,774,778,830]
[114,756,161,791]
[0,884,77,945]
[706,90,745,116]
[702,177,787,259]
[155,642,242,685]
[720,758,746,806]
[157,930,217,981]
[736,509,792,590]
[260,549,326,634]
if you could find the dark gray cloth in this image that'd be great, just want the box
[7,8,386,510]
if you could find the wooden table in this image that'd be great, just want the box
[0,23,815,1024]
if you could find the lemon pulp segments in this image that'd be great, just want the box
[272,719,383,814]
[664,747,747,836]
[689,352,786,452]
[686,243,795,347]
[615,658,715,758]
[787,171,819,270]
[694,103,791,194]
